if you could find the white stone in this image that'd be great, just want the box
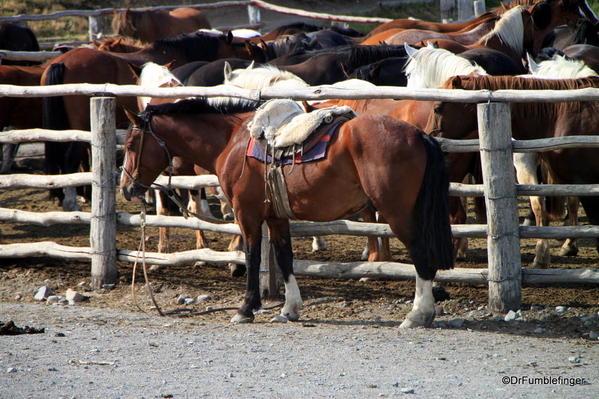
[184,297,196,305]
[589,331,598,340]
[34,286,53,301]
[555,306,568,313]
[400,388,415,394]
[568,356,581,364]
[65,289,87,303]
[504,310,518,322]
[6,367,17,373]
[269,315,288,323]
[197,295,213,302]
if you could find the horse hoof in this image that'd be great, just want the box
[281,309,300,322]
[230,313,254,324]
[559,246,578,257]
[229,263,246,278]
[399,310,434,329]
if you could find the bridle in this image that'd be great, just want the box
[122,119,228,224]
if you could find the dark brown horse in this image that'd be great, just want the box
[111,7,211,43]
[41,31,259,210]
[0,64,44,173]
[120,98,454,328]
[426,75,599,255]
[0,23,40,66]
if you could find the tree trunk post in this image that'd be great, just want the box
[458,0,474,21]
[474,0,486,17]
[247,5,261,28]
[477,102,521,313]
[90,97,118,289]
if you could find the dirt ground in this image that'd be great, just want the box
[0,158,598,340]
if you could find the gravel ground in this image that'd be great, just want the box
[1,303,598,398]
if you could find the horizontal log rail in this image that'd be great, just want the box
[4,207,599,239]
[3,83,599,103]
[0,0,391,24]
[0,241,596,285]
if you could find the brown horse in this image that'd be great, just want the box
[120,98,454,328]
[93,36,144,53]
[0,64,44,173]
[41,31,259,210]
[426,75,599,256]
[418,0,596,63]
[111,7,211,43]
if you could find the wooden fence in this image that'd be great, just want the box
[1,83,599,313]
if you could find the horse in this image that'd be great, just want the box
[93,36,144,53]
[41,31,259,210]
[562,43,599,72]
[120,96,454,328]
[0,23,40,66]
[111,7,211,43]
[417,0,595,65]
[426,75,599,258]
[0,64,44,173]
[541,18,599,49]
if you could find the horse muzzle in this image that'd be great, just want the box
[122,182,147,202]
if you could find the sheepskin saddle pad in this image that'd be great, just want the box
[246,99,355,164]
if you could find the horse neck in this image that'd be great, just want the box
[157,113,245,173]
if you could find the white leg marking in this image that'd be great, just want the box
[311,236,327,252]
[62,187,81,211]
[281,275,303,321]
[400,276,435,328]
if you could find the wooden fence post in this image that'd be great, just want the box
[90,97,117,289]
[457,0,474,21]
[88,16,103,41]
[259,222,281,299]
[247,5,261,28]
[473,0,486,16]
[440,0,456,23]
[477,102,521,313]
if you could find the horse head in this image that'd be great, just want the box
[120,108,171,202]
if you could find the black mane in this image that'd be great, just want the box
[140,97,260,125]
[149,32,235,62]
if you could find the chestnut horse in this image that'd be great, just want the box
[426,75,599,256]
[0,64,44,173]
[111,7,211,43]
[41,31,258,210]
[120,98,454,328]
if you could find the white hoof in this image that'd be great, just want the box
[230,313,254,323]
[399,310,435,329]
[360,246,369,261]
[281,306,300,322]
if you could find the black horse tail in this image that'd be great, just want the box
[42,63,69,200]
[408,133,454,281]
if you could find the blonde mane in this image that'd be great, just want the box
[528,54,599,79]
[480,6,525,57]
[404,44,488,88]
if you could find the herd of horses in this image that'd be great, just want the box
[2,0,599,328]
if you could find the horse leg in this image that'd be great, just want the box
[61,142,84,211]
[559,196,579,256]
[267,218,303,321]
[578,196,599,255]
[0,143,18,174]
[156,190,170,254]
[230,214,262,323]
[361,208,391,261]
[227,214,246,277]
[188,189,209,249]
[514,153,550,268]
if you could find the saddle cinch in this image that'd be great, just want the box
[246,99,356,218]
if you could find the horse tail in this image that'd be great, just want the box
[408,134,454,280]
[42,63,69,200]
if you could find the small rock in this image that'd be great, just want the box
[534,327,546,334]
[556,306,568,313]
[34,286,53,301]
[568,356,581,364]
[359,277,370,282]
[279,373,287,378]
[101,284,115,290]
[197,295,213,302]
[392,382,401,387]
[46,296,62,304]
[448,318,465,328]
[504,310,518,322]
[65,289,88,303]
[270,315,288,323]
[6,367,17,373]
[400,388,415,394]
[14,293,22,301]
[176,295,188,305]
[588,331,598,340]
[184,298,196,305]
[48,367,58,372]
[530,305,544,311]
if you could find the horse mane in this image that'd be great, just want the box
[141,97,260,124]
[404,45,487,88]
[267,22,323,36]
[341,45,407,70]
[492,0,536,13]
[442,74,599,117]
[479,5,525,56]
[227,64,308,89]
[95,36,144,52]
[530,54,598,78]
[148,31,230,62]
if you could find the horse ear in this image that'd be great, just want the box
[124,107,141,126]
[223,61,232,82]
[530,1,552,30]
[247,60,255,70]
[526,53,540,74]
[301,100,315,113]
[226,31,234,44]
[127,63,143,80]
[404,43,418,58]
[163,61,174,70]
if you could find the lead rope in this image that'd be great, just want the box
[131,202,165,316]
